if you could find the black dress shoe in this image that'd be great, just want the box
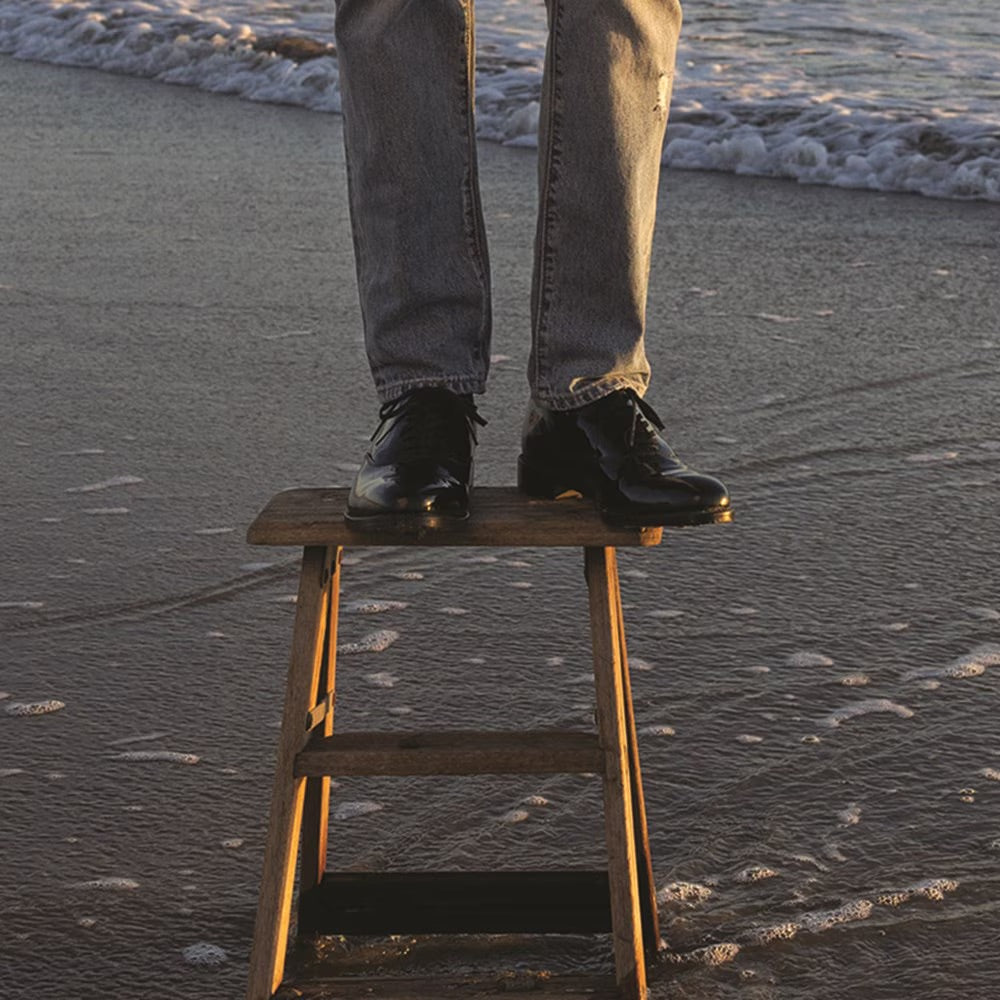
[518,388,731,527]
[345,387,485,530]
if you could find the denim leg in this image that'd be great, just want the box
[335,0,491,402]
[530,0,682,410]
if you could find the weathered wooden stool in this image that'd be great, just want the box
[245,487,669,1000]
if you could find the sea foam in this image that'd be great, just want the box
[182,942,228,966]
[66,474,143,493]
[72,877,140,891]
[332,800,383,821]
[110,750,200,764]
[824,699,914,727]
[338,629,399,654]
[0,0,996,203]
[6,699,66,717]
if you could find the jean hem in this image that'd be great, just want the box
[375,375,487,404]
[532,375,649,411]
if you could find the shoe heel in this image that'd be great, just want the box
[517,455,583,500]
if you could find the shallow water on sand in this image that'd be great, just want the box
[2,62,1000,1000]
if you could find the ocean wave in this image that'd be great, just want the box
[2,0,998,202]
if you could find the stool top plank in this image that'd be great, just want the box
[247,487,662,548]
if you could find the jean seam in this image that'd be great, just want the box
[460,0,492,376]
[531,0,563,400]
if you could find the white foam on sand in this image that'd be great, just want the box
[332,800,383,821]
[665,942,741,967]
[182,942,228,966]
[838,804,863,826]
[905,644,1000,682]
[501,808,530,824]
[522,794,550,807]
[111,750,200,764]
[905,450,959,463]
[839,673,870,687]
[744,922,800,946]
[621,568,649,579]
[788,651,835,668]
[66,474,143,493]
[657,881,713,905]
[343,599,408,614]
[72,877,140,891]
[736,866,779,884]
[876,878,959,906]
[800,898,874,933]
[365,671,397,689]
[6,699,66,717]
[338,629,399,654]
[641,725,676,737]
[824,699,914,727]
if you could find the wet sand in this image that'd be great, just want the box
[2,54,999,1000]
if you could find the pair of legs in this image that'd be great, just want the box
[334,0,683,409]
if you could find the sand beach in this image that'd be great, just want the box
[2,52,999,1000]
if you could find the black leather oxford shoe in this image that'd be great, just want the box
[346,387,485,530]
[518,388,731,527]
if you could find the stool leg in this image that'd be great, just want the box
[299,547,341,902]
[585,545,647,1000]
[608,552,661,956]
[247,545,336,1000]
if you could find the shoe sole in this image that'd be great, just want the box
[517,455,732,529]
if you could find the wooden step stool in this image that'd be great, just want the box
[245,487,669,1000]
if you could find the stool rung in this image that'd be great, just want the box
[294,730,603,777]
[297,871,613,936]
[277,972,620,999]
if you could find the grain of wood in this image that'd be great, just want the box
[609,554,661,954]
[248,487,662,548]
[586,546,647,1000]
[299,547,341,899]
[246,545,333,1000]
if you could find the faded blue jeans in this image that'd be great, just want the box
[334,0,682,409]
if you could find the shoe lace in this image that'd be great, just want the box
[621,390,673,472]
[376,390,487,461]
